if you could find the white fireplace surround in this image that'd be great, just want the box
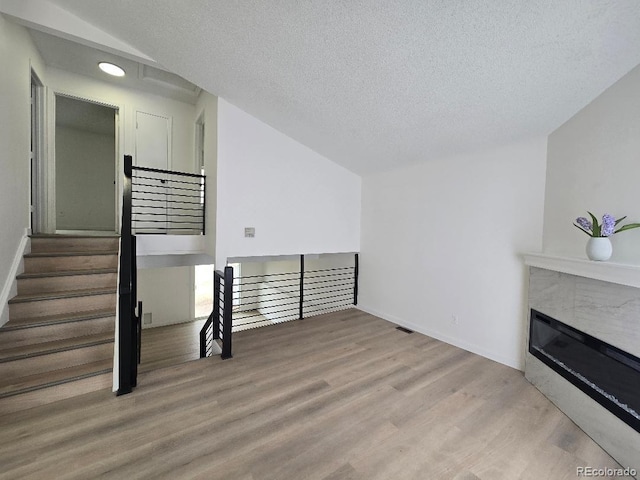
[523,253,640,478]
[524,253,640,289]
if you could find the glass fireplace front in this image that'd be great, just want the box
[529,309,640,433]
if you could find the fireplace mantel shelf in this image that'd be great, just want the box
[524,253,640,289]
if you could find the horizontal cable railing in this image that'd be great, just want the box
[231,253,358,332]
[131,165,206,235]
[199,254,358,359]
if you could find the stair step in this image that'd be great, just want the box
[17,269,117,295]
[0,309,115,350]
[1,308,116,330]
[0,234,119,413]
[0,368,112,415]
[0,331,114,362]
[30,235,119,253]
[0,333,114,382]
[0,359,112,398]
[23,252,118,274]
[8,289,116,320]
[9,287,117,304]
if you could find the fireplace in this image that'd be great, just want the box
[529,309,640,433]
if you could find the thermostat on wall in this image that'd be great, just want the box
[244,227,255,238]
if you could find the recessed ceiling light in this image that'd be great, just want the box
[98,62,125,77]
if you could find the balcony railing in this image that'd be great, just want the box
[118,155,207,395]
[131,165,206,235]
[199,254,359,360]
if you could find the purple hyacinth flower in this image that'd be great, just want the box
[576,217,592,232]
[602,214,615,237]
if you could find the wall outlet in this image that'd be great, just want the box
[244,227,255,238]
[143,312,152,325]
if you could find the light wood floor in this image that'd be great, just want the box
[0,309,626,479]
[139,319,208,373]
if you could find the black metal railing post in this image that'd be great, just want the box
[221,266,233,359]
[136,301,142,366]
[131,235,141,382]
[299,254,304,319]
[353,253,359,306]
[201,174,206,235]
[117,155,134,396]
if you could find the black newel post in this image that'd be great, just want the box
[221,266,233,359]
[299,255,305,319]
[353,253,359,306]
[117,155,134,395]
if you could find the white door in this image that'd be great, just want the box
[135,112,171,233]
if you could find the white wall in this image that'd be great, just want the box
[195,91,218,260]
[543,64,640,265]
[215,99,361,266]
[358,138,547,370]
[137,266,193,328]
[235,261,263,312]
[0,16,46,326]
[56,126,115,230]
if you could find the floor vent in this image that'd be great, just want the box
[396,326,413,334]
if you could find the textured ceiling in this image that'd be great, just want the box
[49,1,640,173]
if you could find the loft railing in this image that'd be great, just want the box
[200,266,233,359]
[234,254,359,331]
[199,254,359,359]
[131,165,206,235]
[118,155,205,395]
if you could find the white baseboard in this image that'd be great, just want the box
[0,230,31,327]
[357,303,523,371]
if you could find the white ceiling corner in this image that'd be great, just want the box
[27,29,202,105]
[34,1,640,173]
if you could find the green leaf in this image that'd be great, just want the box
[614,223,640,234]
[615,216,627,226]
[587,212,601,237]
[573,223,592,237]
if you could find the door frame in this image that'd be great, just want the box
[195,113,205,174]
[30,68,46,234]
[47,91,123,234]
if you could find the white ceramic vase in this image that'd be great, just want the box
[586,237,612,261]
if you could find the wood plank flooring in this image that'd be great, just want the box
[139,319,208,373]
[0,309,627,480]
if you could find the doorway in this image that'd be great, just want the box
[55,95,118,233]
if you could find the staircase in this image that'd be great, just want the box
[0,235,119,414]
